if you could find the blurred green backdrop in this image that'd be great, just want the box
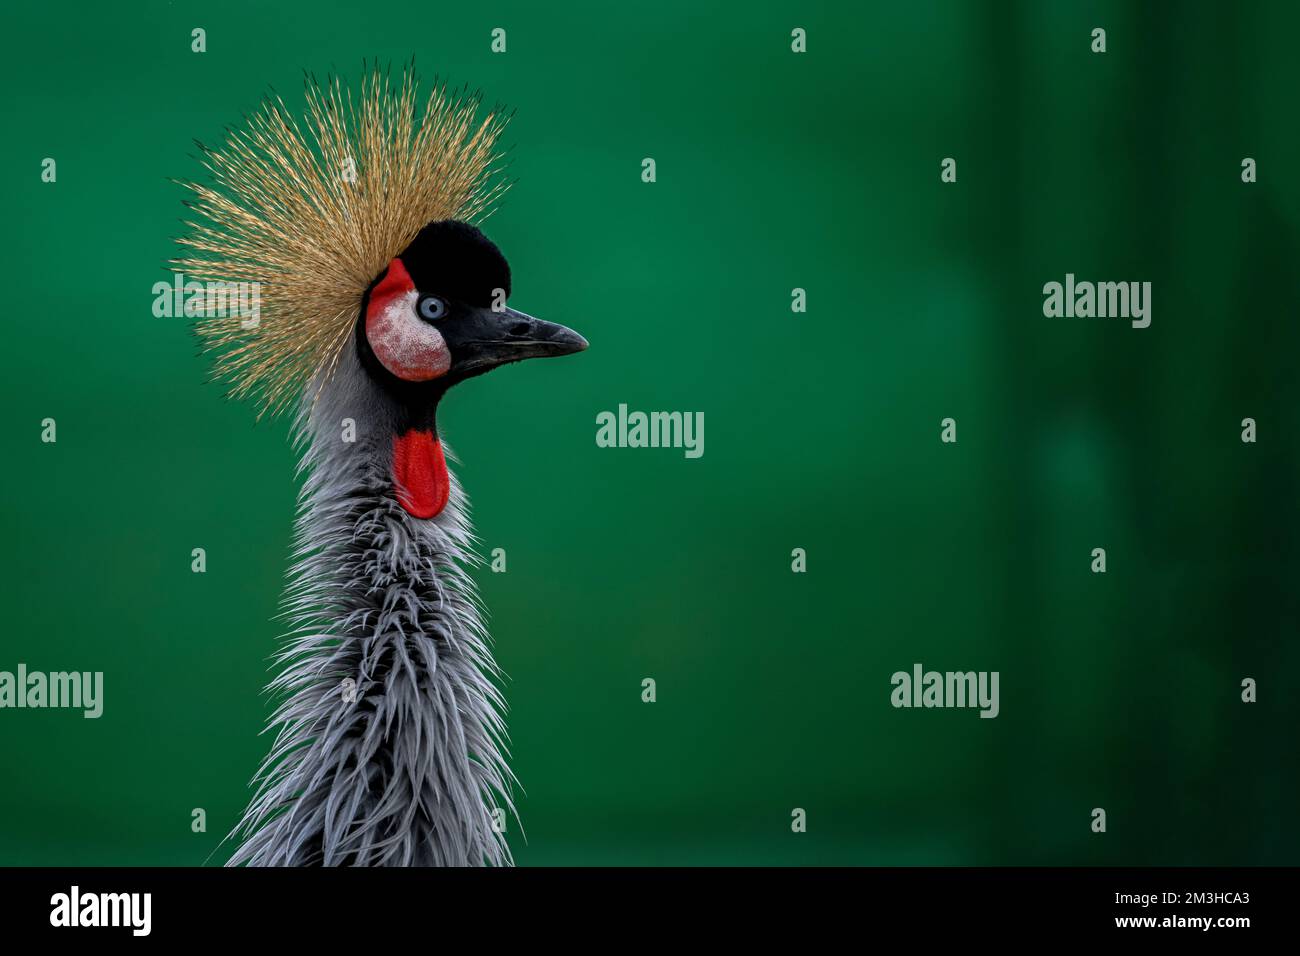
[1,0,1297,865]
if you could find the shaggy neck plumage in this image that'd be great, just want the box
[226,348,514,867]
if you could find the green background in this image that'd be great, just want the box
[1,0,1297,866]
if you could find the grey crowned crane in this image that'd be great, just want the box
[174,67,585,866]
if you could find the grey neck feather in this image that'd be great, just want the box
[226,345,515,866]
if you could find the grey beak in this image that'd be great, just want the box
[454,307,588,372]
[505,308,589,357]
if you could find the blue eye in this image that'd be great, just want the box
[417,296,447,321]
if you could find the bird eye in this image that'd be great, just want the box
[417,296,447,321]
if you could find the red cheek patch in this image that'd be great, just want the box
[365,258,451,381]
[370,256,416,307]
[392,428,450,519]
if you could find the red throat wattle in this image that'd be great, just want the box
[392,429,450,519]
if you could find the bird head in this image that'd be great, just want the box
[174,68,582,520]
[355,220,586,520]
[357,219,586,401]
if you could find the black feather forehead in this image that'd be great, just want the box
[399,220,512,308]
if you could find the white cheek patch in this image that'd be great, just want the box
[366,289,452,381]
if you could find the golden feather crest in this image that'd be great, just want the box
[172,65,511,417]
